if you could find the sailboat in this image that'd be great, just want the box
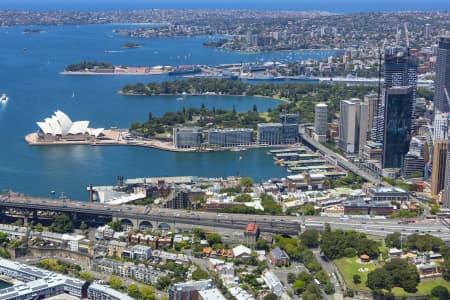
[71,91,75,99]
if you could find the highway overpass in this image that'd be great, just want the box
[0,195,301,235]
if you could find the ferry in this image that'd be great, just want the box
[0,93,8,103]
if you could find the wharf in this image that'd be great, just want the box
[25,130,286,153]
[25,129,188,152]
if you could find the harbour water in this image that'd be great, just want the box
[0,24,334,200]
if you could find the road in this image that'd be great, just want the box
[2,194,450,241]
[304,216,450,241]
[299,125,379,183]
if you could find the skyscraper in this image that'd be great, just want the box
[314,103,328,143]
[372,47,417,142]
[444,137,450,208]
[382,86,414,169]
[339,98,361,154]
[434,36,450,113]
[431,139,448,196]
[433,112,449,141]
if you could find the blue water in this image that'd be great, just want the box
[0,24,336,200]
[0,0,449,12]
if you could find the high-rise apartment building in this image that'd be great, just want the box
[314,103,328,135]
[338,98,361,153]
[434,36,450,113]
[314,103,328,143]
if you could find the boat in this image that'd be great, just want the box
[168,66,202,75]
[289,75,320,83]
[0,93,8,103]
[71,91,75,98]
[189,71,238,80]
[176,97,184,101]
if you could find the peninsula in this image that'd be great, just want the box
[61,61,169,75]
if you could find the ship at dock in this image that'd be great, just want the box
[168,65,202,75]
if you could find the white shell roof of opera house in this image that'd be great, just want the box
[37,110,103,137]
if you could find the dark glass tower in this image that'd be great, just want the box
[434,36,450,113]
[382,86,414,168]
[372,47,417,142]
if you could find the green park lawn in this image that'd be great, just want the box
[392,278,450,297]
[334,257,377,291]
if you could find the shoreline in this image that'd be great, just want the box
[60,71,168,76]
[25,132,292,153]
[118,91,290,103]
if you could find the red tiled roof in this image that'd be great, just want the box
[246,222,258,233]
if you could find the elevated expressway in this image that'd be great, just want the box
[1,195,450,241]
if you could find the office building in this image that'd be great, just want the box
[402,153,424,179]
[402,136,427,178]
[433,112,449,141]
[382,86,414,169]
[372,46,417,142]
[173,127,202,148]
[434,36,450,113]
[314,103,328,142]
[280,112,299,144]
[257,123,283,145]
[444,137,450,208]
[339,98,361,153]
[431,139,448,196]
[206,128,253,147]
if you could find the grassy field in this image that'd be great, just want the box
[334,257,377,291]
[392,278,450,296]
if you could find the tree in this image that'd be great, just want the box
[292,279,306,294]
[431,286,449,300]
[127,284,142,298]
[156,276,171,290]
[140,285,155,300]
[385,232,401,249]
[255,239,270,251]
[353,274,361,284]
[192,266,209,280]
[240,177,254,188]
[49,214,74,233]
[0,232,9,246]
[80,221,89,230]
[366,268,392,291]
[33,223,44,232]
[80,271,93,282]
[107,220,123,232]
[287,272,296,284]
[263,293,277,300]
[108,275,122,290]
[300,229,320,248]
[206,233,222,246]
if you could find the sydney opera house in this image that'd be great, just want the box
[36,110,104,141]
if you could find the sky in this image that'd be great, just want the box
[0,0,449,13]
